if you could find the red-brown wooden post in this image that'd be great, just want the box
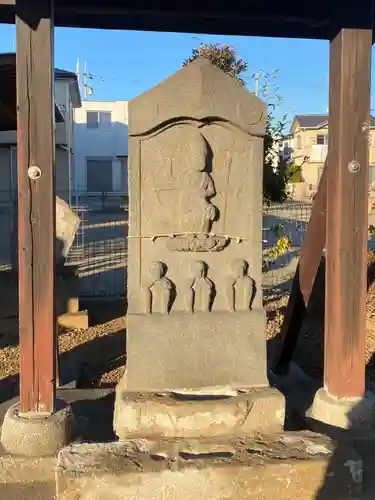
[324,27,372,400]
[16,0,56,414]
[273,163,327,374]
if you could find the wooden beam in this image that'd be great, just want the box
[272,163,327,373]
[325,27,372,398]
[16,0,56,414]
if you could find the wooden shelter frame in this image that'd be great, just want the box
[0,0,372,413]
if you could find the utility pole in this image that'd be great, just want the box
[82,61,94,100]
[254,71,261,96]
[83,61,87,99]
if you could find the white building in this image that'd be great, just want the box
[0,56,81,205]
[74,100,128,194]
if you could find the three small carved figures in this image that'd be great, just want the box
[144,259,254,314]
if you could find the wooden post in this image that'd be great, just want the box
[273,164,327,373]
[16,0,56,413]
[325,27,372,399]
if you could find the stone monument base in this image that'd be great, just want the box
[125,309,267,391]
[114,388,285,440]
[56,432,362,500]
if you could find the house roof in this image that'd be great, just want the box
[291,114,375,133]
[294,115,330,129]
[0,53,74,131]
[0,1,373,40]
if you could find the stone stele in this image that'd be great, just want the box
[11,196,80,269]
[115,59,283,439]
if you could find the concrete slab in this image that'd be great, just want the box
[56,431,362,500]
[114,387,285,440]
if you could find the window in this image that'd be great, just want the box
[86,111,112,129]
[296,135,302,149]
[86,158,113,192]
[317,133,328,145]
[86,111,98,128]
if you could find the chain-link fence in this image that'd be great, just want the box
[0,191,316,297]
[0,189,317,297]
[67,196,314,298]
[263,202,312,289]
[67,192,128,297]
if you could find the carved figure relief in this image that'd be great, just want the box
[163,127,230,252]
[185,260,215,313]
[144,261,174,314]
[179,131,217,233]
[225,259,255,312]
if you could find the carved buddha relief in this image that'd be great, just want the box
[144,261,174,314]
[185,260,215,313]
[225,259,255,312]
[179,129,217,234]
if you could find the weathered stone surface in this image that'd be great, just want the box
[0,399,75,457]
[114,388,285,439]
[56,197,80,264]
[56,432,362,499]
[118,58,269,401]
[11,196,80,270]
[125,310,267,390]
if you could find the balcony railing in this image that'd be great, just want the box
[310,144,328,162]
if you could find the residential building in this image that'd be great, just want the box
[287,114,375,198]
[74,100,128,195]
[280,133,294,162]
[0,54,81,205]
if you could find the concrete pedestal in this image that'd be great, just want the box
[307,388,375,432]
[1,399,75,457]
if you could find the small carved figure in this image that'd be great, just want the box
[226,259,254,312]
[186,260,214,312]
[144,261,174,314]
[179,131,217,233]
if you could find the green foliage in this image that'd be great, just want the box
[183,43,289,204]
[183,42,248,85]
[287,163,303,183]
[260,70,289,205]
[263,224,292,271]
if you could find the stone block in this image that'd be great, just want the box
[58,311,89,330]
[67,296,80,314]
[125,309,267,391]
[114,388,285,440]
[55,197,81,265]
[56,432,362,500]
[11,196,80,270]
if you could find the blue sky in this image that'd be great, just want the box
[2,24,374,125]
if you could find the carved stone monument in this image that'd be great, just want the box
[114,58,284,438]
